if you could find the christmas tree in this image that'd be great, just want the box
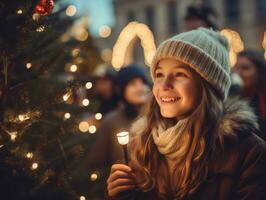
[0,0,103,199]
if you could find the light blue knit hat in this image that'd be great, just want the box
[151,28,231,100]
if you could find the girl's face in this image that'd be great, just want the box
[153,58,202,120]
[234,56,259,89]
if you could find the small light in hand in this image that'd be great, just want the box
[116,131,129,164]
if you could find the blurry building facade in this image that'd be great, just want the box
[109,0,266,65]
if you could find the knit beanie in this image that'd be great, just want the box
[151,27,231,100]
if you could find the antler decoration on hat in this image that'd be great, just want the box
[112,22,156,69]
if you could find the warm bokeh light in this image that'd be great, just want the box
[70,64,78,72]
[32,13,40,21]
[72,48,80,57]
[31,163,38,170]
[90,173,98,181]
[10,132,17,141]
[63,93,71,101]
[66,5,77,16]
[99,25,111,38]
[112,22,156,69]
[80,196,86,200]
[64,113,71,119]
[82,99,90,106]
[26,152,33,159]
[89,125,97,134]
[36,25,45,32]
[26,62,32,69]
[75,28,88,41]
[17,9,23,14]
[85,82,93,89]
[101,48,113,63]
[95,113,102,120]
[79,121,90,132]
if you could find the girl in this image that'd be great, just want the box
[106,28,266,200]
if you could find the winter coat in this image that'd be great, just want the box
[105,98,266,200]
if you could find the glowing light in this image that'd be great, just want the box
[112,22,156,69]
[17,9,23,14]
[18,114,30,121]
[82,99,90,106]
[221,29,244,67]
[95,113,102,120]
[26,152,33,159]
[66,5,77,16]
[85,82,93,89]
[72,48,80,57]
[32,13,40,21]
[64,113,71,119]
[79,121,90,132]
[26,63,32,69]
[10,132,17,141]
[36,25,45,32]
[262,32,266,60]
[63,93,71,101]
[90,173,98,181]
[80,196,86,200]
[99,25,112,38]
[75,28,88,41]
[116,131,129,145]
[70,64,78,72]
[31,163,38,170]
[89,125,97,134]
[101,48,113,63]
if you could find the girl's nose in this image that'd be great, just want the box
[162,76,174,90]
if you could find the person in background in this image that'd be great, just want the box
[87,64,151,198]
[93,67,120,115]
[184,4,219,31]
[234,50,266,139]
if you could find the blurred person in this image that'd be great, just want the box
[184,4,219,31]
[93,67,120,115]
[87,64,151,198]
[234,50,266,139]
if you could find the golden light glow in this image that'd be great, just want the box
[221,29,244,66]
[82,99,90,106]
[32,163,38,170]
[36,25,45,32]
[70,64,78,72]
[63,93,71,101]
[10,132,17,141]
[95,113,102,120]
[79,121,90,132]
[101,48,113,63]
[116,131,129,145]
[80,196,86,200]
[85,82,93,89]
[32,13,40,21]
[66,5,77,16]
[18,114,30,121]
[262,31,266,60]
[64,113,71,119]
[89,125,97,134]
[26,62,32,69]
[99,25,111,38]
[17,9,23,14]
[112,22,156,69]
[26,152,33,159]
[75,28,88,41]
[90,173,98,181]
[72,48,80,57]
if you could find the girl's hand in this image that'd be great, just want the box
[107,164,137,197]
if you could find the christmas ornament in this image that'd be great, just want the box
[35,0,55,16]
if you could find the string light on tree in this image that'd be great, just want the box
[70,64,78,72]
[99,25,112,38]
[82,99,90,106]
[10,132,17,141]
[26,62,32,69]
[95,113,102,120]
[18,114,30,122]
[80,196,86,200]
[88,125,97,134]
[17,9,23,15]
[79,121,90,132]
[66,5,77,16]
[63,93,71,101]
[90,173,98,181]
[26,152,34,159]
[64,112,71,119]
[31,162,38,170]
[85,82,93,89]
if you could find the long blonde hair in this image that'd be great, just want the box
[129,77,224,199]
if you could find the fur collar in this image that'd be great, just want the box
[130,97,258,140]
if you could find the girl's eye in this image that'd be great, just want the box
[155,72,163,78]
[175,72,187,77]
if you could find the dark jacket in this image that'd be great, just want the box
[106,98,266,200]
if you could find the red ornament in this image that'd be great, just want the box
[35,0,54,16]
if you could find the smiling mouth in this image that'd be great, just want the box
[160,97,180,103]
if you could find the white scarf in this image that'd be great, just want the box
[151,118,188,171]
